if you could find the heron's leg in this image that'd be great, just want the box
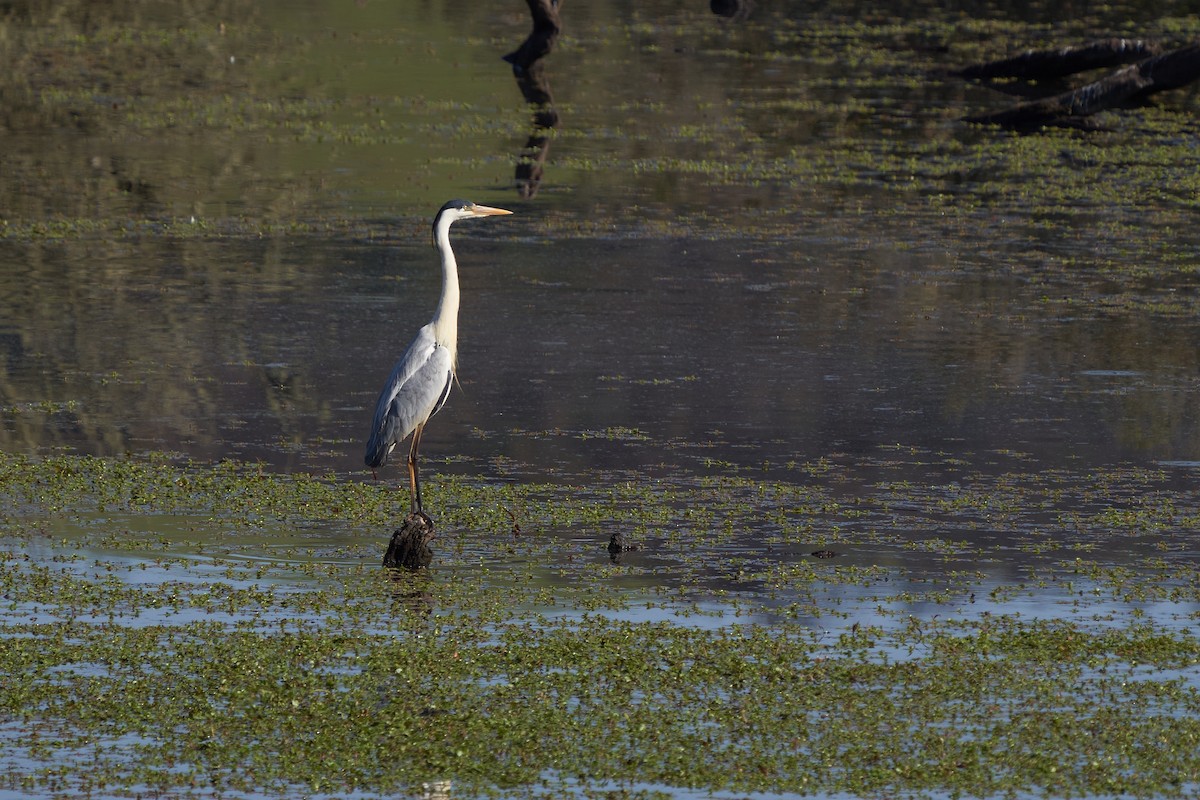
[407,424,425,514]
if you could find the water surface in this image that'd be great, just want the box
[4,0,1200,797]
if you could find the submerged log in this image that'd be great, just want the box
[383,512,435,570]
[966,42,1200,130]
[958,38,1162,82]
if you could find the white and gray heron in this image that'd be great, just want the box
[365,199,513,518]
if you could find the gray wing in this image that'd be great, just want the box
[364,323,455,469]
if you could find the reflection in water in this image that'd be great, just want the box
[607,529,641,563]
[5,234,1200,478]
[504,0,562,199]
[385,568,437,619]
[1,3,1199,494]
[5,5,1200,798]
[710,0,756,19]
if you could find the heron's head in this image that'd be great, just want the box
[431,199,513,243]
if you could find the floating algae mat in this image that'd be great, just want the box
[2,451,1200,799]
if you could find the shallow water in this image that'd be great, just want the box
[4,0,1200,483]
[7,0,1200,638]
[5,230,1200,478]
[5,1,1200,797]
[2,0,1200,634]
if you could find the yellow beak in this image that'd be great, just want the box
[471,204,514,217]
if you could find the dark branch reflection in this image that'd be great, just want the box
[503,0,562,199]
[710,0,755,20]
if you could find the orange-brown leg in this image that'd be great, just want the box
[407,424,425,515]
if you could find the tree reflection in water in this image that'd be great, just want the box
[504,0,562,199]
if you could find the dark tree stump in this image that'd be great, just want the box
[965,42,1200,130]
[383,512,435,570]
[608,530,640,563]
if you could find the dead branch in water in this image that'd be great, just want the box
[964,41,1200,130]
[958,38,1162,82]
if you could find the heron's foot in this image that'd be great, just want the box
[407,509,435,534]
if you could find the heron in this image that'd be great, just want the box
[365,199,513,519]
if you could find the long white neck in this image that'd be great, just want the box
[430,215,460,359]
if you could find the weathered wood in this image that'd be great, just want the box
[958,38,1162,81]
[966,42,1200,130]
[382,512,435,570]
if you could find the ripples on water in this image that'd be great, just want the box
[1,0,1199,651]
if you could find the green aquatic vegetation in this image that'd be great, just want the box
[4,452,1200,797]
[5,2,1200,796]
[5,603,1200,798]
[2,0,1199,263]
